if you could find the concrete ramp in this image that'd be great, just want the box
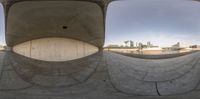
[105,52,200,95]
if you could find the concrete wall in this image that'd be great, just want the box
[13,38,99,61]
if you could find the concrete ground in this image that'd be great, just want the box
[1,50,200,99]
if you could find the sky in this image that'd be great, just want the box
[0,4,4,45]
[105,0,200,47]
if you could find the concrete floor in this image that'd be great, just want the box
[1,51,200,99]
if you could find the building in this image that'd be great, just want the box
[172,42,180,48]
[130,41,134,47]
[147,41,151,48]
[190,45,200,48]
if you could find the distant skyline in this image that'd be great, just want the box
[105,0,200,47]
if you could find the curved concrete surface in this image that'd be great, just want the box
[0,51,101,88]
[5,0,105,47]
[105,51,200,95]
[106,52,199,81]
[1,51,200,97]
[13,37,98,61]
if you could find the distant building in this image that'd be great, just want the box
[106,44,119,48]
[138,42,143,48]
[172,42,180,48]
[190,45,200,48]
[130,41,134,47]
[147,41,151,48]
[163,42,181,51]
[136,42,138,47]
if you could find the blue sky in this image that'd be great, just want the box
[105,0,200,47]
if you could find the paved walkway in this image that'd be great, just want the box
[1,51,200,98]
[105,52,200,95]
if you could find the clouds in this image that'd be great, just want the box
[106,0,200,47]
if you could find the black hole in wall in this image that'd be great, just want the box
[62,26,68,29]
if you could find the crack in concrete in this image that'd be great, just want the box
[155,82,161,96]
